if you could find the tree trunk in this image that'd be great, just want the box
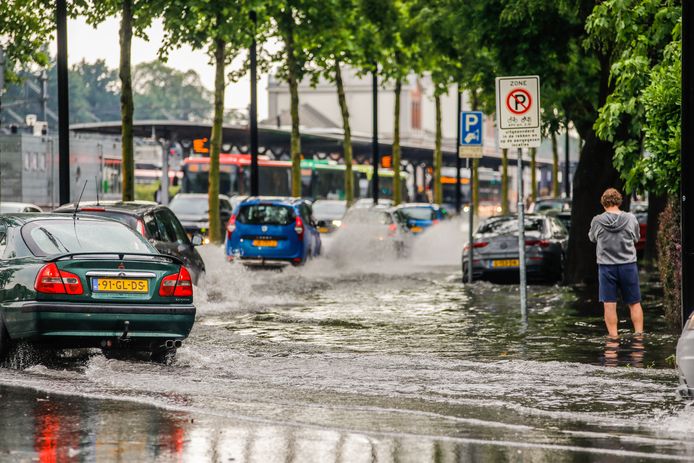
[393,78,402,205]
[551,132,559,197]
[282,9,301,197]
[433,94,442,204]
[565,55,622,286]
[501,149,509,214]
[207,38,225,245]
[530,148,537,202]
[119,0,134,201]
[644,193,667,263]
[335,62,353,205]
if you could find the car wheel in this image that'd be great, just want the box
[0,317,10,362]
[151,347,177,365]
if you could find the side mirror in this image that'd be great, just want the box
[191,234,203,246]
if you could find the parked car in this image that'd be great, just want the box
[393,203,447,235]
[677,312,694,399]
[0,202,43,213]
[53,201,205,285]
[225,197,321,267]
[339,206,412,257]
[168,193,232,243]
[352,198,394,209]
[529,198,572,232]
[0,214,195,363]
[630,202,648,257]
[462,214,568,283]
[312,200,347,234]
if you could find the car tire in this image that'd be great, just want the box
[0,317,10,363]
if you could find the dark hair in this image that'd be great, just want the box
[600,188,622,208]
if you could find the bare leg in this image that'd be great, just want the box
[604,302,619,338]
[628,302,644,334]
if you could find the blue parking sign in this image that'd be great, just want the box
[460,111,484,146]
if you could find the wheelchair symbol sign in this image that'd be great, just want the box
[460,111,484,146]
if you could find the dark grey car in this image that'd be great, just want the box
[169,193,232,242]
[54,201,206,285]
[462,214,567,283]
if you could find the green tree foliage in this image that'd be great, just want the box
[133,61,213,121]
[587,0,681,195]
[0,0,53,86]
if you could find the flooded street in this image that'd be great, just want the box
[0,221,692,462]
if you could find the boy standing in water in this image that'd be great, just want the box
[588,188,644,338]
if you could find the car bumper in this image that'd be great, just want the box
[8,302,195,345]
[463,257,555,281]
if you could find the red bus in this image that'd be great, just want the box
[181,154,292,197]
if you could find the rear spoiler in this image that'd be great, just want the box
[44,252,184,266]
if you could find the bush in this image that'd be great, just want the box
[656,197,681,329]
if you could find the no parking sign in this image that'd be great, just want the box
[495,76,541,148]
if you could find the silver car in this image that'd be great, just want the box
[676,313,694,399]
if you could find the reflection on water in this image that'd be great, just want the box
[2,385,690,463]
[602,335,646,368]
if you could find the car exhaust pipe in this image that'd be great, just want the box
[174,340,182,348]
[164,340,175,349]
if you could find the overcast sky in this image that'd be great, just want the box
[59,17,271,120]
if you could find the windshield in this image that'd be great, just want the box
[22,219,155,257]
[312,201,346,218]
[535,201,567,212]
[237,204,295,226]
[399,207,436,221]
[477,217,544,235]
[170,196,208,216]
[182,164,238,196]
[344,209,393,225]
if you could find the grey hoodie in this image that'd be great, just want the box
[588,211,640,265]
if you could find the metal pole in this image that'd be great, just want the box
[372,69,379,204]
[455,87,462,214]
[564,121,570,198]
[467,157,474,284]
[56,0,70,204]
[682,0,694,326]
[40,71,48,127]
[517,147,527,319]
[249,10,259,197]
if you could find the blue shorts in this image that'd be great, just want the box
[598,263,641,304]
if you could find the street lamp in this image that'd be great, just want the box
[56,0,70,204]
[249,10,259,197]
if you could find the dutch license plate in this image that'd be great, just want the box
[411,226,423,232]
[318,227,329,233]
[92,278,149,293]
[252,239,278,247]
[492,259,520,268]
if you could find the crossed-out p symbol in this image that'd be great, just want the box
[506,88,532,115]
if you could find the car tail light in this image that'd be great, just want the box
[464,241,489,251]
[525,239,550,247]
[388,223,397,237]
[159,266,194,297]
[227,214,237,236]
[432,219,440,224]
[35,263,84,295]
[295,216,304,238]
[79,207,106,212]
[136,219,146,236]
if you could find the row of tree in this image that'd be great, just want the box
[1,1,683,306]
[2,59,219,124]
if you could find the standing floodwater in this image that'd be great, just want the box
[0,222,691,461]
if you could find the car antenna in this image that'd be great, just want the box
[73,180,88,220]
[95,176,100,206]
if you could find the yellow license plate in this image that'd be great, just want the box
[318,227,329,233]
[252,239,278,247]
[93,278,149,293]
[492,259,520,268]
[411,226,423,232]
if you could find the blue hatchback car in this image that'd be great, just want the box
[225,197,321,266]
[393,203,447,235]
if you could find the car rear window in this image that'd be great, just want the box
[77,211,138,230]
[344,209,393,225]
[399,207,436,221]
[22,219,155,257]
[237,204,295,226]
[169,196,208,215]
[477,217,544,234]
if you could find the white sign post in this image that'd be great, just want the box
[495,76,541,321]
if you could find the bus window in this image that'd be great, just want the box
[182,163,238,196]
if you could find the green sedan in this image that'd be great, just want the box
[0,214,196,363]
